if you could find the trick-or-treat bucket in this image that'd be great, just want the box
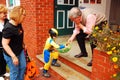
[57,43,71,53]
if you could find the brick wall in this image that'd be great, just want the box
[20,0,54,57]
[0,0,6,4]
[91,49,116,80]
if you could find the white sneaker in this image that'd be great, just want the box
[0,77,4,80]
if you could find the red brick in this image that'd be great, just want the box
[91,49,116,80]
[20,0,54,56]
[0,0,6,4]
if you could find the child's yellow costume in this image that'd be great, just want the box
[43,28,65,78]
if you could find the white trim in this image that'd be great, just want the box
[67,10,74,28]
[57,0,75,5]
[6,0,20,19]
[6,0,20,8]
[57,10,65,29]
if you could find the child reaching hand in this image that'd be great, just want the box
[43,28,65,78]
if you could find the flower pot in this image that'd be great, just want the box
[91,49,116,80]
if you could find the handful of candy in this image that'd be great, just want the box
[57,43,71,53]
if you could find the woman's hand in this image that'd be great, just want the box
[23,43,27,51]
[12,56,19,66]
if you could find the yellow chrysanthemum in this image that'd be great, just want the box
[107,44,111,48]
[104,38,107,41]
[112,47,116,50]
[112,57,118,62]
[117,50,120,52]
[95,26,99,30]
[99,30,102,32]
[113,73,117,77]
[113,50,117,53]
[92,34,96,37]
[107,51,112,55]
[119,43,120,46]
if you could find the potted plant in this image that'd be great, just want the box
[91,24,120,80]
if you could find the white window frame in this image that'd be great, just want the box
[6,0,20,9]
[57,0,75,5]
[67,11,74,28]
[57,10,65,29]
[6,0,20,19]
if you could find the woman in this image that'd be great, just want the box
[0,4,8,79]
[2,6,26,80]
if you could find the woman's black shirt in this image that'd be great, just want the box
[2,22,24,56]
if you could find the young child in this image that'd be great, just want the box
[43,28,65,78]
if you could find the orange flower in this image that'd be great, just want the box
[113,64,119,69]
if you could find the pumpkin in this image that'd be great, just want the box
[24,50,39,80]
[24,75,30,80]
[24,61,39,80]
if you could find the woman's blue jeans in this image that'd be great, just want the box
[3,50,26,80]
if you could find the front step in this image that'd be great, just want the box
[59,55,91,78]
[58,41,92,78]
[36,54,90,80]
[55,35,92,78]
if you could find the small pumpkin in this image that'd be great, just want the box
[24,61,39,80]
[24,75,30,80]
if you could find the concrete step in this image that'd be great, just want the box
[59,43,92,72]
[59,55,91,78]
[36,54,90,80]
[56,35,92,77]
[56,35,92,71]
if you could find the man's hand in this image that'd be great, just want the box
[67,38,72,43]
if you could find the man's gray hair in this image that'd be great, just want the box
[69,7,82,18]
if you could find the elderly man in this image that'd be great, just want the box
[67,7,106,66]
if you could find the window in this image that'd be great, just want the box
[8,0,13,7]
[97,0,101,4]
[83,0,101,4]
[6,0,20,19]
[90,0,95,4]
[57,0,75,5]
[84,0,89,3]
[70,0,74,4]
[6,0,20,8]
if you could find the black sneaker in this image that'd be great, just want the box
[43,72,51,78]
[51,63,61,67]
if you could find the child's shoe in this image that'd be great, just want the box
[52,59,61,67]
[51,62,61,67]
[43,69,50,78]
[43,72,50,78]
